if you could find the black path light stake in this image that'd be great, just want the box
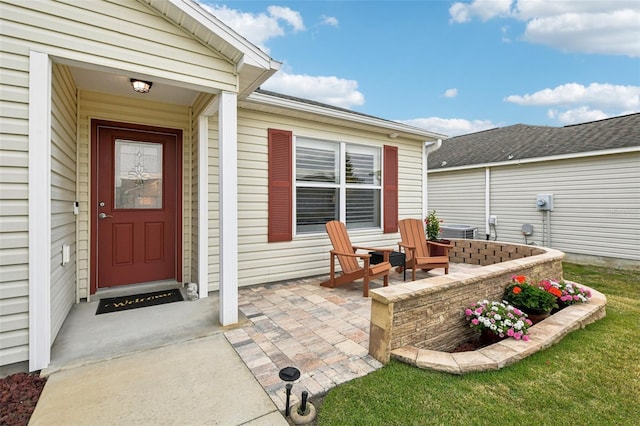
[279,366,300,417]
[298,391,309,415]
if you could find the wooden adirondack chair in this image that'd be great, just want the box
[397,218,452,281]
[321,220,392,297]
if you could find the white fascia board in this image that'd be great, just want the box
[246,91,447,141]
[149,0,277,71]
[428,146,640,173]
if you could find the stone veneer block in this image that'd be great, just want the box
[477,343,520,368]
[416,349,460,375]
[528,321,573,348]
[451,351,499,373]
[390,345,419,364]
[497,336,543,360]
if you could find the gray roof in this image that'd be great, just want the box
[428,113,640,170]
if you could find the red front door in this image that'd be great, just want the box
[91,120,182,292]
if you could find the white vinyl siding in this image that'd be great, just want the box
[490,154,640,260]
[0,0,237,92]
[234,108,423,287]
[0,22,30,365]
[428,153,640,263]
[427,168,486,233]
[50,63,77,342]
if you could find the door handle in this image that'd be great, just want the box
[98,212,113,219]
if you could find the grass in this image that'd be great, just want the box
[317,263,640,425]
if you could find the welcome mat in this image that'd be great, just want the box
[96,289,184,315]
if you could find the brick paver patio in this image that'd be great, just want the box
[224,266,477,411]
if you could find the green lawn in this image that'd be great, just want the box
[318,263,640,425]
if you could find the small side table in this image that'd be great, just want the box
[369,251,406,281]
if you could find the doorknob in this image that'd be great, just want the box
[98,212,113,219]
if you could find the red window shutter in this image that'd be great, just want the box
[383,145,398,233]
[268,129,293,242]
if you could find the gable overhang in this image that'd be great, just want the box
[242,91,446,142]
[142,0,281,97]
[428,146,640,173]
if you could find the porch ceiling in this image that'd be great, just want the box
[69,66,201,106]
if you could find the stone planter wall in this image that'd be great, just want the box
[368,240,565,364]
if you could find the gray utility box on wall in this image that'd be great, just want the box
[440,225,477,239]
[536,194,554,211]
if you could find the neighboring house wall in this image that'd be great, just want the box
[77,90,192,297]
[428,152,640,267]
[234,108,424,286]
[50,63,77,342]
[427,168,486,235]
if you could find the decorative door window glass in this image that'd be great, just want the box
[114,140,163,209]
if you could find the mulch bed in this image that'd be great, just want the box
[0,372,47,426]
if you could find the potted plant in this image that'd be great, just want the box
[425,210,442,241]
[424,210,450,256]
[464,300,532,342]
[504,275,558,323]
[539,278,592,310]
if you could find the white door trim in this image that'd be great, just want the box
[28,51,52,371]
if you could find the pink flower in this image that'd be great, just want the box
[513,308,523,316]
[525,319,533,326]
[465,308,473,316]
[522,335,530,342]
[507,329,515,337]
[514,332,522,340]
[472,319,479,325]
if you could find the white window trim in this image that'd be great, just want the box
[293,136,383,237]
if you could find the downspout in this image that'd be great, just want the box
[423,139,442,218]
[485,167,491,239]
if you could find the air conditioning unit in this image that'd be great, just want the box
[440,225,477,239]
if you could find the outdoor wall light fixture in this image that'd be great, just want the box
[130,78,153,93]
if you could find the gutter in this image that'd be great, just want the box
[429,145,640,173]
[423,139,443,217]
[245,91,447,140]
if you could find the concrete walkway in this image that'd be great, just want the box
[30,334,287,425]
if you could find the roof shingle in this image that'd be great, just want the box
[428,113,640,170]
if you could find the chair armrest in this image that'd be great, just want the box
[427,241,453,248]
[398,242,416,250]
[352,246,395,253]
[331,250,371,259]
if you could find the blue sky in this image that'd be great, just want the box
[199,0,640,136]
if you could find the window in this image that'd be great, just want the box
[295,138,381,234]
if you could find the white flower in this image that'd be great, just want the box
[494,314,502,321]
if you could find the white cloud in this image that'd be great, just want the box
[398,117,497,137]
[450,0,513,23]
[547,107,609,125]
[450,0,640,57]
[267,5,305,32]
[505,83,640,111]
[321,15,339,27]
[198,3,304,51]
[262,70,365,109]
[443,88,459,98]
[506,82,640,125]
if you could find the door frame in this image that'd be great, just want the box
[90,119,183,294]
